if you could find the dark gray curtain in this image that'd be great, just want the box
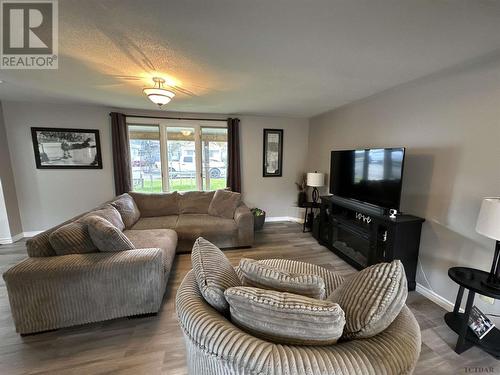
[227,118,241,193]
[110,112,131,195]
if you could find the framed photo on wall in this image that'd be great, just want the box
[31,127,103,169]
[263,128,283,177]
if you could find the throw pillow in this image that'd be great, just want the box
[110,193,141,228]
[129,192,179,217]
[49,221,97,255]
[327,259,408,339]
[81,204,125,231]
[225,286,345,345]
[86,215,135,252]
[207,189,241,219]
[178,191,215,214]
[191,237,241,313]
[239,258,327,299]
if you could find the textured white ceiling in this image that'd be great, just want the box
[2,0,500,117]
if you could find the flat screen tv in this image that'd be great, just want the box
[330,148,405,210]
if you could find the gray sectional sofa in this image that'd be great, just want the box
[3,190,253,334]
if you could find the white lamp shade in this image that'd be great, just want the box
[307,172,324,187]
[476,198,500,241]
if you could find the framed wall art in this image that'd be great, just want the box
[263,128,283,177]
[31,127,103,169]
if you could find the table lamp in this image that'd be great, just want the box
[307,172,324,203]
[476,197,500,291]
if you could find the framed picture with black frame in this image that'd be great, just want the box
[31,127,103,169]
[262,128,283,177]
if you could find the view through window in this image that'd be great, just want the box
[129,125,162,193]
[128,120,227,193]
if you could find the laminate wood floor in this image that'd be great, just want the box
[0,222,498,374]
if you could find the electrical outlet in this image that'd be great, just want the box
[479,294,495,305]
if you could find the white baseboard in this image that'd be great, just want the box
[0,236,13,245]
[265,216,304,224]
[23,231,43,237]
[0,232,24,245]
[415,283,462,312]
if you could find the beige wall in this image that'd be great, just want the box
[0,102,22,240]
[3,102,114,233]
[308,59,500,316]
[239,115,309,218]
[2,102,308,232]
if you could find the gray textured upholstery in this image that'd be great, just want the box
[4,249,167,334]
[208,190,241,219]
[249,258,345,297]
[225,286,345,345]
[191,237,241,313]
[176,259,421,375]
[128,191,254,253]
[239,258,327,299]
[26,211,90,257]
[130,191,179,217]
[49,221,97,255]
[49,205,126,256]
[131,215,179,230]
[328,260,408,339]
[87,216,135,252]
[176,214,238,253]
[81,204,125,231]
[6,190,252,334]
[123,229,177,273]
[110,193,141,228]
[179,191,215,214]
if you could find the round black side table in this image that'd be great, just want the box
[299,201,321,233]
[445,267,500,358]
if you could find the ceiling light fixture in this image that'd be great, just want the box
[143,77,175,107]
[181,130,192,136]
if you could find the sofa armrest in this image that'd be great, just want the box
[234,204,254,246]
[3,249,166,334]
[234,203,252,224]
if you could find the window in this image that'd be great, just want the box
[128,125,162,193]
[127,119,228,192]
[201,127,228,191]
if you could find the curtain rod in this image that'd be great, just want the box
[124,114,227,122]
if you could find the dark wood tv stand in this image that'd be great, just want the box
[316,195,425,290]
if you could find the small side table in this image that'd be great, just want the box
[445,267,500,358]
[299,202,321,233]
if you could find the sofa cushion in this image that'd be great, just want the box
[87,216,135,252]
[191,237,241,313]
[225,286,345,345]
[129,192,179,217]
[208,190,241,219]
[81,204,125,231]
[131,215,179,230]
[327,260,408,339]
[178,191,215,214]
[239,258,327,299]
[49,221,97,255]
[123,229,178,273]
[175,214,237,241]
[110,193,141,228]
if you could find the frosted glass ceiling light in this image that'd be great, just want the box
[143,77,175,107]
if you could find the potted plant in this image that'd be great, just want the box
[251,208,266,231]
[295,174,307,207]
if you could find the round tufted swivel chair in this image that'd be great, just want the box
[176,259,421,375]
